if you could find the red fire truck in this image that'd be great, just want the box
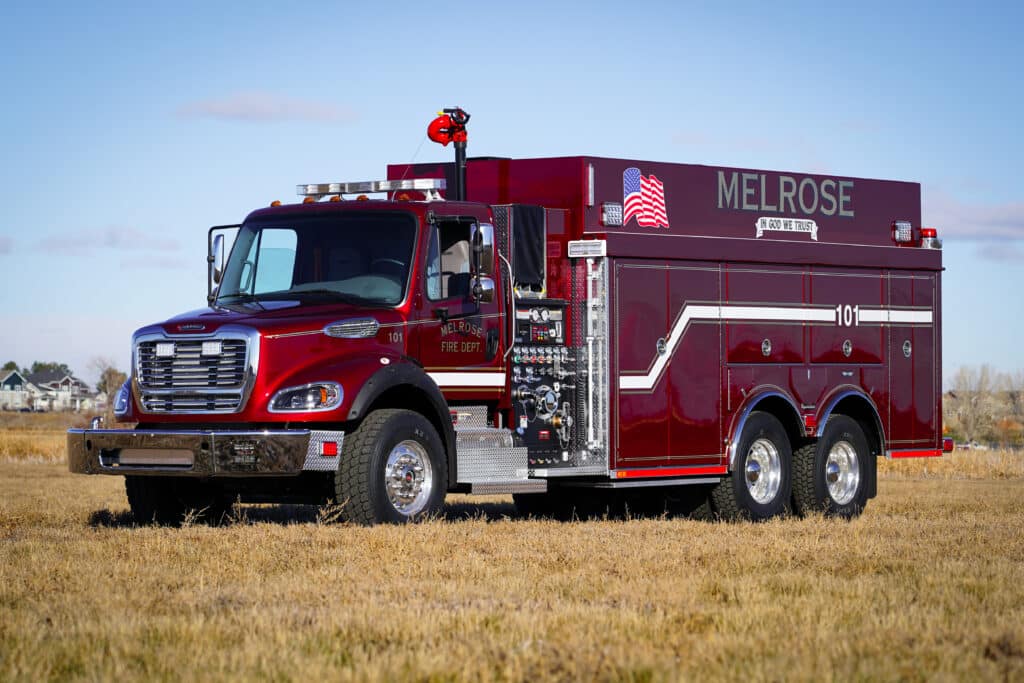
[68,109,952,524]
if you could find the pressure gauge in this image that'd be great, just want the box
[529,308,540,323]
[540,308,551,322]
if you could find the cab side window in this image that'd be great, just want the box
[426,222,473,300]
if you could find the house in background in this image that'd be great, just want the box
[0,370,44,410]
[26,370,93,411]
[1,369,97,411]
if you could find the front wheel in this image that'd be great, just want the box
[792,415,870,519]
[710,411,792,521]
[335,409,448,524]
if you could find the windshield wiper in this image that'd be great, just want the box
[216,292,263,305]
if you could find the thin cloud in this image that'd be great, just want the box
[178,91,358,124]
[0,236,11,254]
[974,243,1024,263]
[119,256,188,270]
[923,188,1024,241]
[38,227,180,253]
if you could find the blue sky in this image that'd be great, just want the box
[1,1,1021,385]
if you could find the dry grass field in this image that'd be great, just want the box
[1,416,1023,681]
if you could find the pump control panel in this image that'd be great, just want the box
[511,300,575,467]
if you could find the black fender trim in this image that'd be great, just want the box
[346,362,457,487]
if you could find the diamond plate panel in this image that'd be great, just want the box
[304,430,345,471]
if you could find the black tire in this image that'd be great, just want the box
[710,411,792,521]
[125,476,230,526]
[335,409,448,525]
[792,415,870,519]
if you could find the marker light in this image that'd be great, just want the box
[329,195,341,202]
[303,197,315,204]
[270,200,282,207]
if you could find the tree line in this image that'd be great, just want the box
[944,366,1024,447]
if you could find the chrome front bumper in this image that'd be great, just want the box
[67,428,345,476]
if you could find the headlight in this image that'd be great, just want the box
[268,382,343,413]
[113,381,131,416]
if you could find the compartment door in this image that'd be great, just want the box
[887,273,937,447]
[615,262,669,464]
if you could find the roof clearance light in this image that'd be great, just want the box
[602,202,623,226]
[296,178,446,201]
[892,220,914,244]
[270,200,282,207]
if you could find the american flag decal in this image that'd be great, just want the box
[623,167,670,228]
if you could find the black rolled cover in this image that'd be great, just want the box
[511,204,545,289]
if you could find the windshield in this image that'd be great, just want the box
[216,211,417,307]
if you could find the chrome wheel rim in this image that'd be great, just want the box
[825,440,860,505]
[384,440,433,516]
[744,438,782,504]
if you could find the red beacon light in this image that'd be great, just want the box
[920,227,942,249]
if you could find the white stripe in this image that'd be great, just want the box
[719,305,837,323]
[858,308,933,324]
[427,372,506,388]
[619,303,933,391]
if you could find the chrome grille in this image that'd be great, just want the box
[140,393,243,413]
[138,339,247,389]
[136,336,250,414]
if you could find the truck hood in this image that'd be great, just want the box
[154,301,404,337]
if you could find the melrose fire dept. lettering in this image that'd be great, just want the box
[717,170,855,218]
[440,319,484,354]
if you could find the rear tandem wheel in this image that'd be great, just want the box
[709,411,792,521]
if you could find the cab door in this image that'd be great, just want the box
[416,217,505,400]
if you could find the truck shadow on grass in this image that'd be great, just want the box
[87,491,713,528]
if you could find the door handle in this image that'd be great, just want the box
[486,329,499,361]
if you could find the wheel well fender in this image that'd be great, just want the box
[816,389,885,456]
[728,389,804,471]
[346,362,457,488]
[816,389,883,500]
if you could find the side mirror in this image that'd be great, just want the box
[470,222,495,277]
[472,276,495,304]
[207,224,238,304]
[211,234,225,284]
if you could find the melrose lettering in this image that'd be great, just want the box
[718,171,854,218]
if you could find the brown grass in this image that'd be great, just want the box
[0,413,84,463]
[880,448,1024,480]
[1,455,1023,681]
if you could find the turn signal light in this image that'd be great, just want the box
[942,437,954,453]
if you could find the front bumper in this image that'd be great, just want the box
[67,428,345,476]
